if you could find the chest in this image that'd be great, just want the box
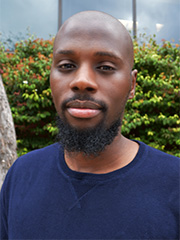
[8,177,179,239]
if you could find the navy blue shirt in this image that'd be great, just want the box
[0,141,179,239]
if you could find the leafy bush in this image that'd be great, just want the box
[123,37,180,156]
[0,36,179,157]
[0,38,57,156]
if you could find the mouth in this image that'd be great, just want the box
[66,100,103,119]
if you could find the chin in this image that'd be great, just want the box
[56,115,122,156]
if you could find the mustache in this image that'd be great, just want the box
[61,94,107,112]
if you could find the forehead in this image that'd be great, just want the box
[54,18,128,58]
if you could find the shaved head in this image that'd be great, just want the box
[54,11,134,69]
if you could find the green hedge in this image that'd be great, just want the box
[0,36,179,157]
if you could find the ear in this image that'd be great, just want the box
[128,69,138,99]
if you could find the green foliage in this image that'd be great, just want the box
[0,38,57,156]
[0,35,179,157]
[123,37,180,157]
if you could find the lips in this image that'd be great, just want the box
[66,100,102,119]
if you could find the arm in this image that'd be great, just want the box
[0,182,9,239]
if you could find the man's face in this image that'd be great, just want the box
[51,25,136,126]
[50,19,137,154]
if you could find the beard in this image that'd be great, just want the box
[56,114,122,157]
[56,94,124,156]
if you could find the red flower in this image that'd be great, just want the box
[14,91,20,96]
[46,65,51,70]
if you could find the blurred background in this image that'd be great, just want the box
[0,0,179,49]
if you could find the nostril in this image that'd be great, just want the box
[72,86,79,91]
[70,78,98,92]
[86,87,95,92]
[71,86,96,92]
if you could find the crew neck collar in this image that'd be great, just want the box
[57,140,146,182]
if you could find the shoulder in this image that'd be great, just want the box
[130,141,180,207]
[137,140,180,162]
[1,143,63,189]
[13,143,61,168]
[136,140,180,177]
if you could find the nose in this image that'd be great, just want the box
[69,64,98,93]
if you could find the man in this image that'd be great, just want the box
[0,11,179,239]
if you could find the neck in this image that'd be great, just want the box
[64,134,139,174]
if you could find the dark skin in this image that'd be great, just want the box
[50,11,138,174]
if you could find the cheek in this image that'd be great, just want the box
[50,71,66,112]
[101,73,131,105]
[100,75,131,121]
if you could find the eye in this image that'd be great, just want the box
[58,63,76,71]
[97,65,115,72]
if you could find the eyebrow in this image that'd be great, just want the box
[94,51,122,61]
[55,50,75,56]
[55,50,122,61]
